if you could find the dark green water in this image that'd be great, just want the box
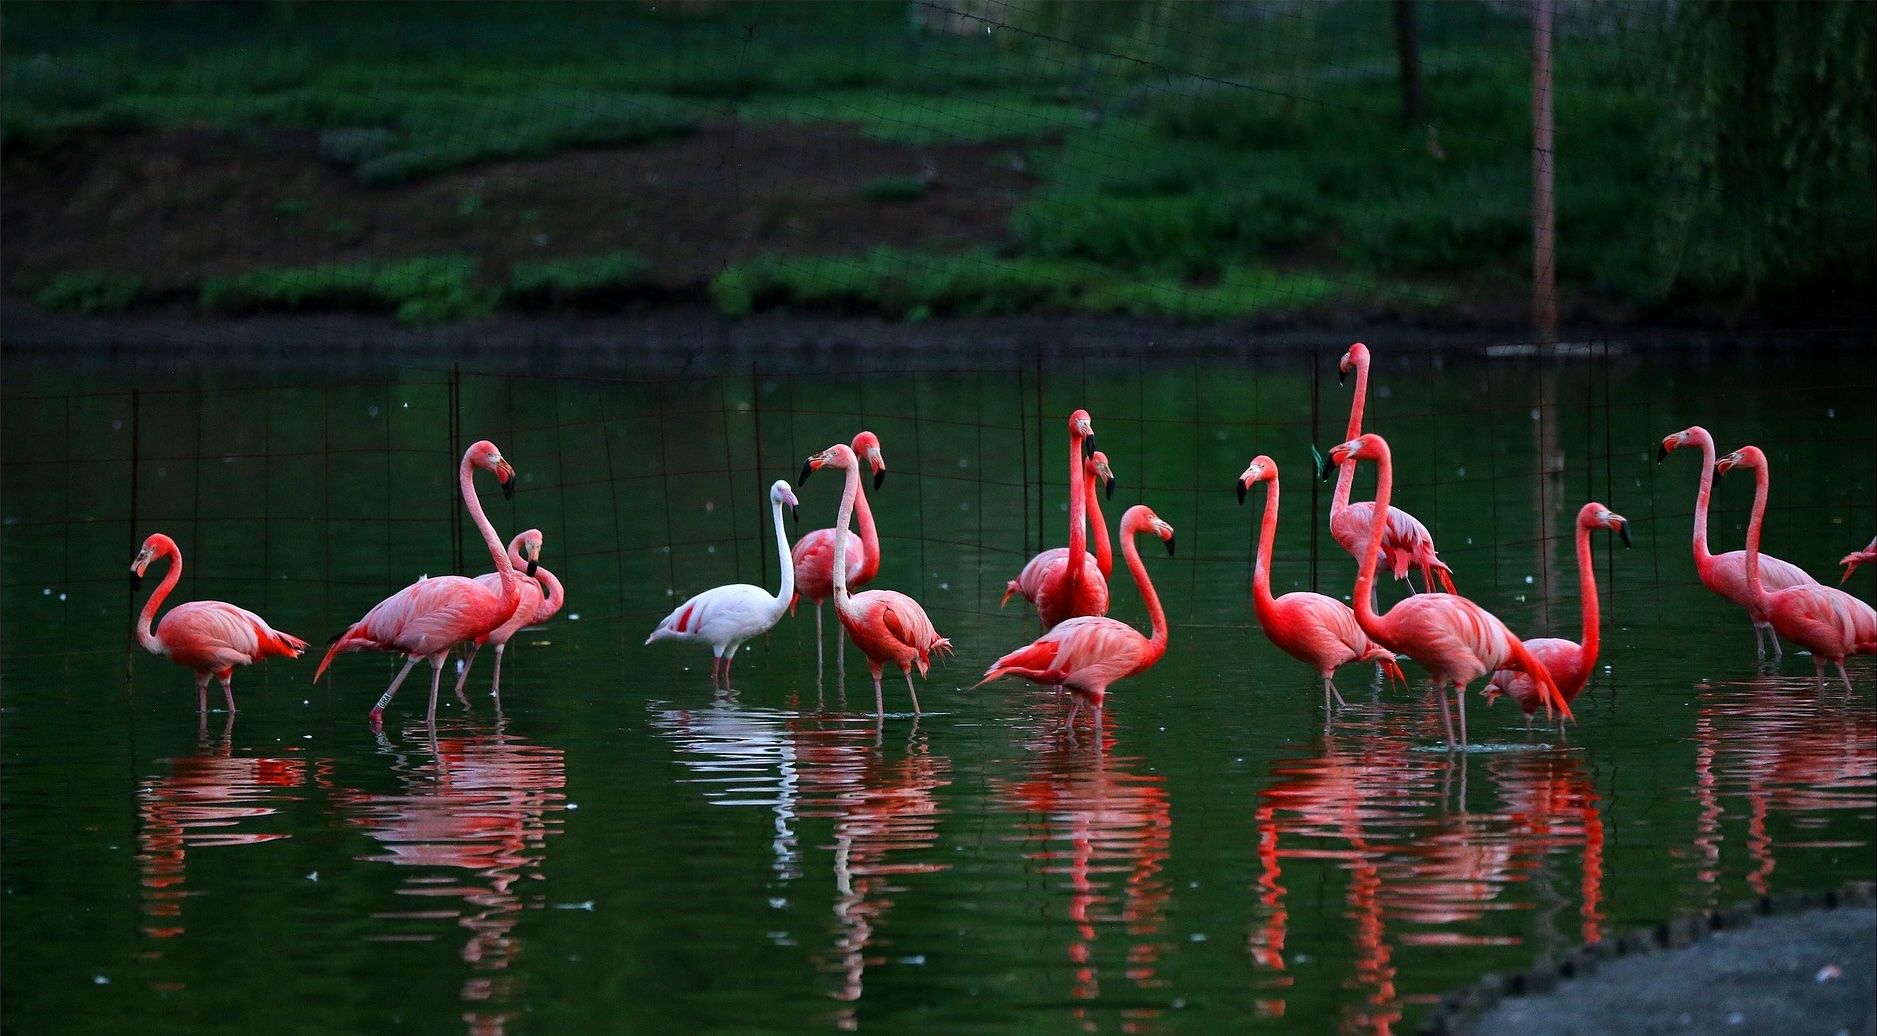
[3,343,1873,1034]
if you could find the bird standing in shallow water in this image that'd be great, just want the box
[978,504,1174,734]
[1237,456,1404,713]
[1659,425,1818,656]
[1330,343,1456,597]
[1003,449,1116,620]
[1325,433,1569,748]
[131,532,308,713]
[791,431,886,675]
[646,480,800,690]
[1718,446,1875,690]
[1007,410,1109,631]
[1485,502,1630,730]
[803,442,950,718]
[454,529,565,698]
[314,440,526,728]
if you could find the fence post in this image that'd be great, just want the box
[1533,0,1557,347]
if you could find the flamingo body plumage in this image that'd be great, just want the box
[1718,446,1876,689]
[1005,411,1107,630]
[1328,433,1568,746]
[131,533,308,712]
[1485,503,1630,721]
[1238,457,1404,709]
[454,529,566,696]
[1003,452,1116,614]
[803,442,950,716]
[647,480,800,689]
[979,504,1174,728]
[791,432,885,668]
[1332,343,1456,594]
[314,440,525,726]
[1659,426,1818,655]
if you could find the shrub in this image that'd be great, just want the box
[506,251,656,308]
[199,257,494,323]
[31,271,144,314]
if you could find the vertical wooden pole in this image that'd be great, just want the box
[1533,0,1558,347]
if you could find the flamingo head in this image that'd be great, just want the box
[466,440,517,499]
[1657,425,1706,463]
[1325,433,1385,477]
[1337,341,1368,385]
[1090,451,1116,500]
[852,431,886,490]
[1580,504,1632,547]
[1069,409,1095,458]
[1236,455,1276,504]
[130,532,170,588]
[1483,681,1506,706]
[1124,505,1176,556]
[1715,445,1765,478]
[800,442,857,485]
[770,479,800,523]
[517,529,543,577]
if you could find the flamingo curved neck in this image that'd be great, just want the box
[1690,432,1716,563]
[534,565,566,620]
[462,455,520,616]
[769,496,796,615]
[1742,460,1770,603]
[137,539,182,653]
[1123,521,1169,655]
[1335,353,1370,511]
[1086,470,1113,579]
[831,458,862,620]
[1066,429,1088,584]
[852,474,881,584]
[1352,442,1394,635]
[1251,479,1281,626]
[1573,516,1601,666]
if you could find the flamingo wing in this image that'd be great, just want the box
[873,591,947,672]
[791,529,866,604]
[649,583,777,647]
[158,601,303,668]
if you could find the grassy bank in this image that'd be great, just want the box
[4,1,1870,324]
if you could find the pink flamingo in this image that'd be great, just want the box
[977,504,1175,731]
[1006,410,1108,631]
[802,443,951,717]
[453,529,566,698]
[1002,449,1116,614]
[1484,502,1631,728]
[1237,456,1405,711]
[130,533,308,713]
[1717,446,1876,690]
[1331,342,1456,596]
[315,440,525,726]
[791,431,886,671]
[1326,433,1569,747]
[645,480,800,690]
[1659,426,1818,655]
[1840,536,1877,584]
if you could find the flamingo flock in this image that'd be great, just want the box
[129,344,1873,743]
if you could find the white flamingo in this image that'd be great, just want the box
[646,480,800,689]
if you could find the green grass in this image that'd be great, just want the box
[506,251,656,307]
[199,257,495,324]
[711,248,1369,321]
[29,271,145,314]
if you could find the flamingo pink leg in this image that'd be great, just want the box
[217,670,236,713]
[453,645,481,696]
[371,657,422,725]
[902,668,922,715]
[195,672,211,713]
[424,654,446,724]
[489,644,506,696]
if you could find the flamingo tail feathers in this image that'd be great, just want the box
[1509,639,1572,723]
[1380,657,1408,689]
[975,639,1060,688]
[313,627,360,682]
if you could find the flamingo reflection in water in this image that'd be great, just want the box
[1683,678,1877,901]
[138,714,307,943]
[321,719,566,1036]
[648,699,952,1021]
[1249,715,1608,1029]
[994,715,1173,1028]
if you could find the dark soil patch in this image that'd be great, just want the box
[1,121,1035,297]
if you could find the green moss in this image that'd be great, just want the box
[199,257,494,323]
[506,251,655,307]
[31,271,145,314]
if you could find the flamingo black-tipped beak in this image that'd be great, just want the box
[1104,475,1116,500]
[1315,445,1334,483]
[799,460,815,485]
[1236,478,1247,505]
[1083,434,1096,460]
[1656,443,1669,463]
[1338,367,1348,385]
[873,470,885,491]
[130,572,142,591]
[525,559,539,578]
[1164,535,1176,557]
[1618,523,1633,548]
[501,475,516,500]
[791,504,799,523]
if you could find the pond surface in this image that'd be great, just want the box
[3,341,1873,1033]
